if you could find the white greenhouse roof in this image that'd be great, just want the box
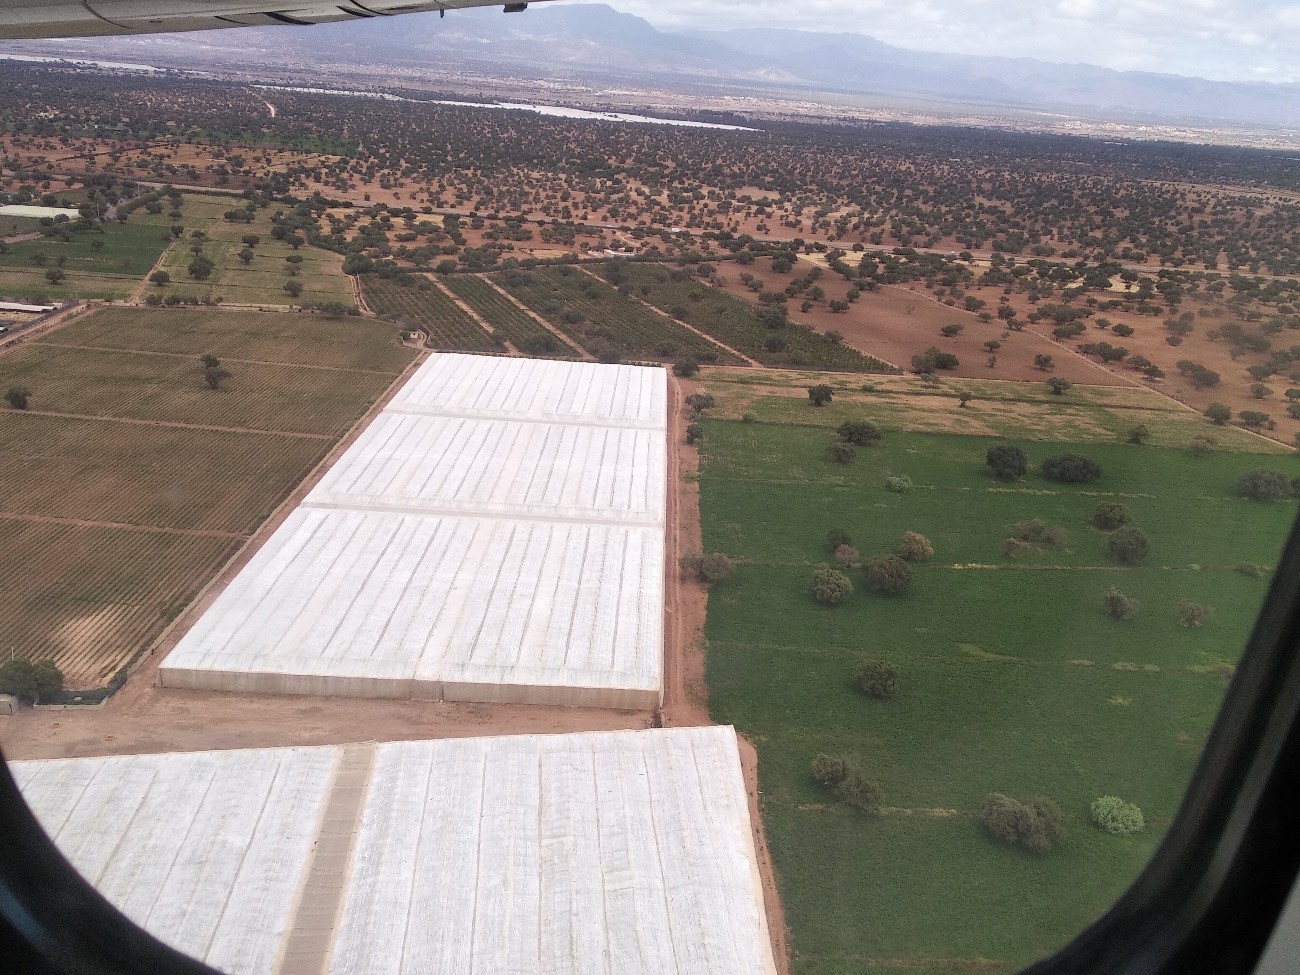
[12,746,337,975]
[14,727,777,975]
[161,353,667,707]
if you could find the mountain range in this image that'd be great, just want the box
[13,3,1300,129]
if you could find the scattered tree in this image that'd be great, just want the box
[837,420,881,445]
[203,365,231,390]
[978,793,1066,853]
[1041,453,1102,484]
[0,658,63,703]
[673,358,700,378]
[834,544,859,567]
[1108,526,1150,565]
[1204,403,1232,425]
[1046,376,1072,395]
[896,531,934,563]
[1102,588,1138,621]
[149,270,170,286]
[827,441,856,464]
[812,567,854,605]
[1092,502,1132,530]
[854,660,900,699]
[5,386,31,410]
[1237,468,1290,501]
[1034,354,1055,371]
[826,528,853,552]
[680,552,734,586]
[1178,600,1213,628]
[864,555,913,596]
[1090,796,1145,836]
[808,384,834,406]
[986,443,1028,482]
[1128,424,1150,445]
[685,422,704,445]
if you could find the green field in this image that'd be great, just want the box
[696,395,1300,973]
[0,221,175,301]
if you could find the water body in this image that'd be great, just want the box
[253,84,756,131]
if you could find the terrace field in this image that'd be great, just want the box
[693,372,1300,973]
[0,306,414,687]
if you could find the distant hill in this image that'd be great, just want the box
[13,3,1300,128]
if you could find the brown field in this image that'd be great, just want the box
[0,306,415,687]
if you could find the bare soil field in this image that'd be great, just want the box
[0,306,415,686]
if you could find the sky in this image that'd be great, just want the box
[596,0,1300,84]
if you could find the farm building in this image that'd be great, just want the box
[160,353,667,707]
[13,726,777,975]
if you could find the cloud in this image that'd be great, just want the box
[589,0,1300,82]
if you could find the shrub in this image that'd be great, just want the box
[885,475,912,494]
[836,771,885,816]
[680,552,734,586]
[684,392,715,412]
[854,660,900,699]
[1189,435,1217,456]
[811,753,851,789]
[1001,537,1031,558]
[5,386,31,410]
[1128,424,1150,445]
[986,443,1028,482]
[978,793,1066,853]
[1236,562,1268,579]
[1092,502,1132,530]
[203,365,231,391]
[812,567,854,605]
[673,358,700,378]
[1178,600,1213,628]
[1012,518,1068,549]
[1046,377,1072,395]
[1237,468,1290,501]
[827,441,856,464]
[864,555,913,595]
[808,384,834,406]
[1108,526,1150,565]
[838,420,881,445]
[1041,453,1102,484]
[826,528,853,552]
[834,544,859,568]
[896,531,934,563]
[741,412,757,423]
[1090,796,1145,836]
[1102,588,1138,621]
[0,658,63,703]
[1204,403,1232,425]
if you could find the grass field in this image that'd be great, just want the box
[695,384,1300,973]
[492,265,740,363]
[361,275,499,351]
[593,261,896,372]
[0,221,175,301]
[0,306,414,687]
[148,194,352,307]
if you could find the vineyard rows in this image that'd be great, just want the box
[491,266,738,363]
[1,344,398,437]
[51,308,414,373]
[594,262,896,372]
[361,276,499,352]
[0,519,235,686]
[0,412,325,534]
[442,275,578,357]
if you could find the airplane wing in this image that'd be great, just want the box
[0,0,544,40]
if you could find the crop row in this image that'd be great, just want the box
[594,262,896,372]
[361,276,500,351]
[441,275,578,358]
[491,266,738,363]
[0,519,236,686]
[54,307,414,373]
